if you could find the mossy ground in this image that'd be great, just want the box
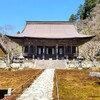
[0,69,41,90]
[0,69,42,100]
[54,69,100,100]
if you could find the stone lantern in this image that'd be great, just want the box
[19,54,24,68]
[77,56,84,67]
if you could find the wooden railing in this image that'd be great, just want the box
[54,70,60,100]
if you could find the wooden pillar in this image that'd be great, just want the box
[64,45,66,59]
[56,44,58,59]
[52,48,54,55]
[71,45,72,54]
[35,46,37,59]
[28,45,30,54]
[46,48,48,55]
[77,46,79,56]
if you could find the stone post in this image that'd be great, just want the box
[7,88,12,96]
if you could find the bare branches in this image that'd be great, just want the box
[0,24,15,34]
[81,41,100,61]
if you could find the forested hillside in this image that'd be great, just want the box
[76,2,100,40]
[69,0,100,35]
[69,0,100,60]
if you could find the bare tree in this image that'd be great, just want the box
[81,41,100,61]
[0,24,15,66]
[0,24,15,34]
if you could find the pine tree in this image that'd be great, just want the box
[17,31,20,34]
[69,14,77,21]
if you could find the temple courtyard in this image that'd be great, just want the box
[0,68,100,100]
[0,58,100,100]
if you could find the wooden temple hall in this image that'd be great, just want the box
[8,21,94,60]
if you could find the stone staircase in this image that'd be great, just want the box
[34,59,66,69]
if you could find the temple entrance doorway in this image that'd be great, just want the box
[45,46,56,59]
[48,48,52,55]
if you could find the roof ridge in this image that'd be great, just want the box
[26,21,74,24]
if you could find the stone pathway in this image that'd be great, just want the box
[17,69,55,100]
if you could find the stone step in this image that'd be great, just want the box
[34,60,66,69]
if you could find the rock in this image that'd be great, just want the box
[87,63,94,68]
[0,62,7,68]
[78,67,83,70]
[98,66,100,68]
[10,63,20,68]
[89,72,100,77]
[81,63,87,69]
[19,67,24,70]
[69,64,77,68]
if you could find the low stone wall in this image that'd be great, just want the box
[0,59,100,70]
[66,60,100,69]
[10,60,34,69]
[0,60,7,68]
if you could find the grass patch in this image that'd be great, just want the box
[54,69,100,100]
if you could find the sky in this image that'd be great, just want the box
[0,0,84,35]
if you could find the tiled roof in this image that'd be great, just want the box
[7,21,95,39]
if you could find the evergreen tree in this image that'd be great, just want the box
[69,14,77,21]
[17,31,20,34]
[69,0,97,20]
[84,0,97,19]
[77,4,85,19]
